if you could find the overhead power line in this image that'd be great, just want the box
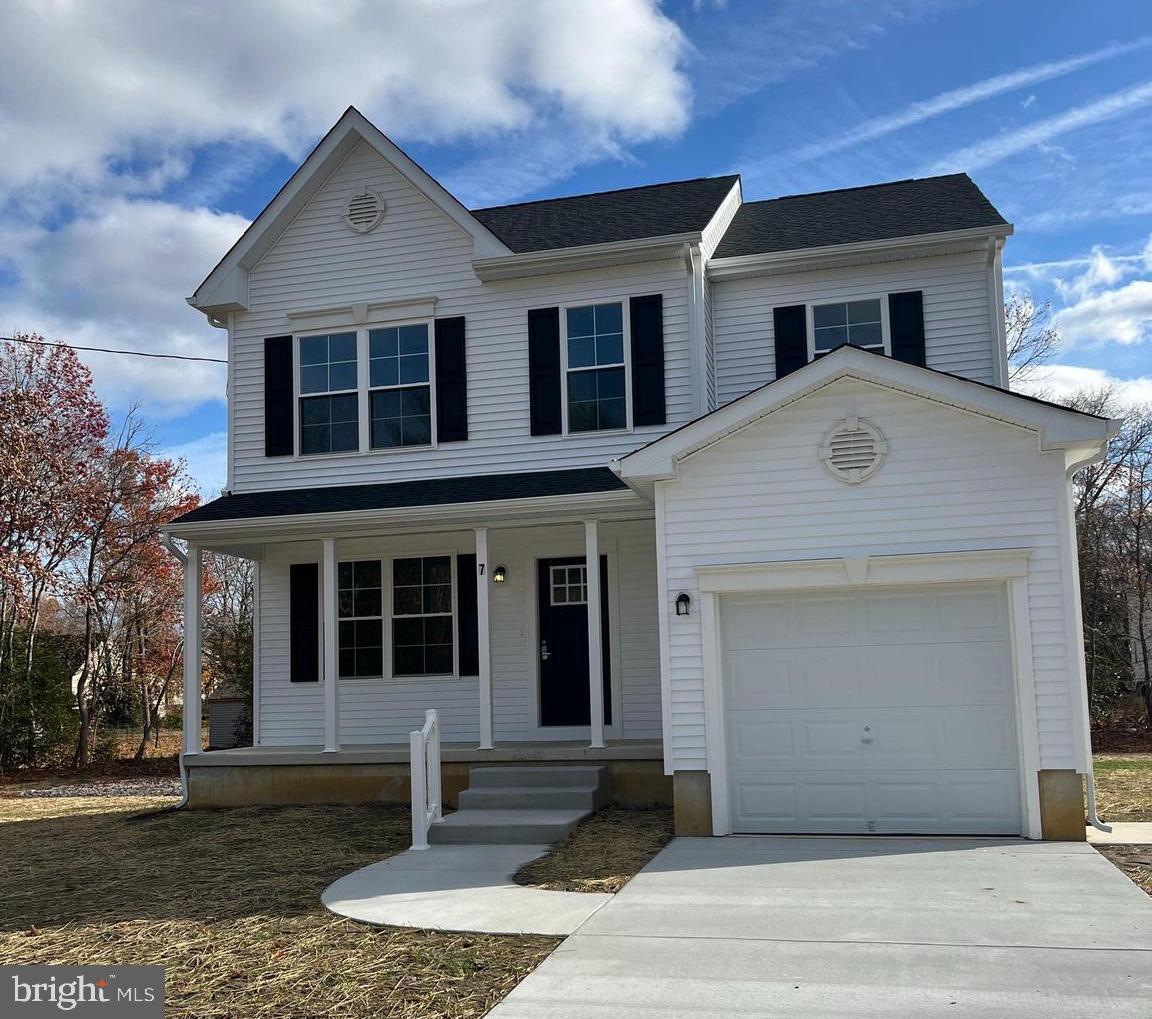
[0,334,227,364]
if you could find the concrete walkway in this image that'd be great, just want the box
[321,843,611,936]
[1088,821,1152,844]
[491,836,1152,1017]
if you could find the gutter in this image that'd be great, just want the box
[159,535,192,812]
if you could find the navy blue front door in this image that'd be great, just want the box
[537,556,611,727]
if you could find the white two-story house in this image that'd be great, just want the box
[166,107,1114,840]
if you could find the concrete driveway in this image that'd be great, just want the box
[490,836,1152,1017]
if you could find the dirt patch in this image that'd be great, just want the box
[1096,845,1152,896]
[1093,754,1152,822]
[515,805,675,894]
[0,796,557,1018]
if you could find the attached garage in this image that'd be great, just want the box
[721,584,1023,835]
[617,346,1117,841]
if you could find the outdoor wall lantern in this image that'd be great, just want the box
[492,565,507,584]
[675,592,691,616]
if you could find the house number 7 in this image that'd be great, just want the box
[478,563,485,575]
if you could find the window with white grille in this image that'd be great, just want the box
[819,417,887,483]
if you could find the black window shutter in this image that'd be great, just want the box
[773,305,808,378]
[629,293,666,426]
[289,563,319,683]
[264,336,294,457]
[434,316,468,442]
[528,307,562,436]
[888,291,926,367]
[456,554,479,676]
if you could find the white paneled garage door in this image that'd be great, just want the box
[722,585,1022,834]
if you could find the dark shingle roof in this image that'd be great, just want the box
[712,173,1007,259]
[170,467,628,525]
[471,175,739,253]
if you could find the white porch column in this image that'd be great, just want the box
[474,527,494,750]
[322,538,340,753]
[182,542,203,756]
[585,519,605,749]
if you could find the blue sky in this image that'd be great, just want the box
[1,0,1150,495]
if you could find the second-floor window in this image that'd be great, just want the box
[564,302,628,433]
[295,322,435,456]
[369,324,433,449]
[811,299,887,356]
[298,332,359,454]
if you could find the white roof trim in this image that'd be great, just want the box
[188,107,510,316]
[707,225,1013,281]
[614,345,1113,483]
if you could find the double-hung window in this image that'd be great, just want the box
[565,302,627,433]
[298,332,359,454]
[369,324,433,448]
[337,561,383,678]
[392,556,454,676]
[811,299,886,356]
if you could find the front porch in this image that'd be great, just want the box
[164,469,670,807]
[184,740,670,809]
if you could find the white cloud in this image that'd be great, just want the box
[0,0,690,195]
[792,37,1152,164]
[161,431,228,498]
[1055,280,1152,347]
[1010,237,1152,349]
[690,0,963,115]
[1,200,246,413]
[1019,364,1152,406]
[926,79,1152,174]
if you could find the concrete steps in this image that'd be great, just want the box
[429,764,607,846]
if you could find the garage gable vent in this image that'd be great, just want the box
[343,188,385,233]
[819,417,887,484]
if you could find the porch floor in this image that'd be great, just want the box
[192,740,663,767]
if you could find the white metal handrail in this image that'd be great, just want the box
[410,708,443,850]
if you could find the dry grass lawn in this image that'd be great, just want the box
[0,796,557,1018]
[1096,845,1152,897]
[1093,754,1152,821]
[515,805,675,893]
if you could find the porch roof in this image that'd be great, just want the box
[168,466,631,528]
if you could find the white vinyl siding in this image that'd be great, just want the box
[711,251,997,406]
[658,378,1079,773]
[230,140,690,493]
[255,520,661,746]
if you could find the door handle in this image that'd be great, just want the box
[540,640,550,661]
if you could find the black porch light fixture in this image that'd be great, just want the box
[675,592,691,616]
[492,565,507,583]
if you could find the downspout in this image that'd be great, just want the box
[160,534,192,811]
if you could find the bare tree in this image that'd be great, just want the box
[1005,289,1061,385]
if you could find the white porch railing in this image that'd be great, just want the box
[410,709,443,850]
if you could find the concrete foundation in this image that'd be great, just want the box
[673,770,713,835]
[186,755,670,809]
[1038,769,1086,841]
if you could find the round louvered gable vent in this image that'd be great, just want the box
[819,417,887,484]
[343,189,385,233]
